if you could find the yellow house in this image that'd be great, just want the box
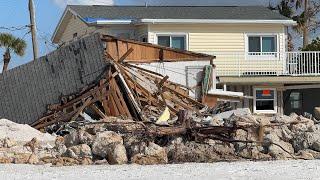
[52,5,320,116]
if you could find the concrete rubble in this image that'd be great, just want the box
[0,108,320,166]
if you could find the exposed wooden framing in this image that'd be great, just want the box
[101,35,214,63]
[109,77,132,118]
[89,104,106,119]
[32,35,216,130]
[119,48,134,63]
[70,97,94,122]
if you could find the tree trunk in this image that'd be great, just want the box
[2,49,11,72]
[303,0,309,48]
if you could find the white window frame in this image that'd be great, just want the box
[253,88,277,114]
[154,33,189,50]
[245,33,280,60]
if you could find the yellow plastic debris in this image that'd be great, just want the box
[156,106,170,125]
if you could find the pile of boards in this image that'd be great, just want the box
[31,34,215,133]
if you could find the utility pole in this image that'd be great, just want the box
[303,0,309,48]
[29,0,39,60]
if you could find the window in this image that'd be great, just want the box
[290,92,302,109]
[157,35,186,50]
[254,88,277,113]
[248,35,277,54]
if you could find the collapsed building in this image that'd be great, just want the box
[0,34,320,165]
[0,33,217,126]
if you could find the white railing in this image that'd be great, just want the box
[203,51,320,77]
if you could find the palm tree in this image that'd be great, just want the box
[0,33,27,72]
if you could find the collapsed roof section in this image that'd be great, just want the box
[0,33,214,125]
[101,34,214,63]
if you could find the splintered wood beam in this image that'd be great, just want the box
[112,61,143,115]
[119,48,134,63]
[120,67,178,114]
[109,77,132,119]
[70,97,94,122]
[89,104,106,119]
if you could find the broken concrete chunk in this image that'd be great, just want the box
[65,144,92,159]
[108,144,128,165]
[131,142,168,165]
[0,137,17,148]
[91,131,127,164]
[64,130,80,148]
[78,129,95,146]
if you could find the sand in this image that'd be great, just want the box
[0,160,318,180]
[0,119,56,144]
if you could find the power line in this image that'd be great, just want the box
[0,25,29,32]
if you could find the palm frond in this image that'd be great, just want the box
[12,38,27,56]
[0,33,26,57]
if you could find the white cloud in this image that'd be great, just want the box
[53,0,114,8]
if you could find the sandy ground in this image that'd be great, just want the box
[0,160,319,180]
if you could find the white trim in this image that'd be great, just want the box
[244,33,280,61]
[139,19,297,25]
[52,7,74,42]
[94,20,133,25]
[253,88,277,114]
[154,32,189,50]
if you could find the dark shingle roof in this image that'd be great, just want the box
[68,5,291,20]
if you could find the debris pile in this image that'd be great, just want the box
[0,35,319,166]
[2,109,320,166]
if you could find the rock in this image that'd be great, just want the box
[166,139,236,163]
[123,135,146,158]
[210,117,224,126]
[311,141,320,152]
[292,131,320,152]
[289,113,299,120]
[263,132,294,159]
[27,153,39,164]
[55,136,67,156]
[303,149,320,159]
[108,144,127,165]
[0,137,16,148]
[290,116,315,133]
[41,157,80,166]
[13,153,31,164]
[78,129,95,146]
[92,131,127,164]
[297,150,314,160]
[92,131,123,157]
[80,157,93,165]
[94,159,109,165]
[273,115,295,124]
[64,130,80,148]
[131,142,167,165]
[65,144,92,159]
[314,107,320,120]
[213,108,251,122]
[237,146,271,160]
[0,157,12,164]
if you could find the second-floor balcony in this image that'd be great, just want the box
[204,51,320,77]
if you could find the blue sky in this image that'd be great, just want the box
[0,0,285,70]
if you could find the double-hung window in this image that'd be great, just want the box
[254,88,277,113]
[157,35,187,50]
[248,35,277,55]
